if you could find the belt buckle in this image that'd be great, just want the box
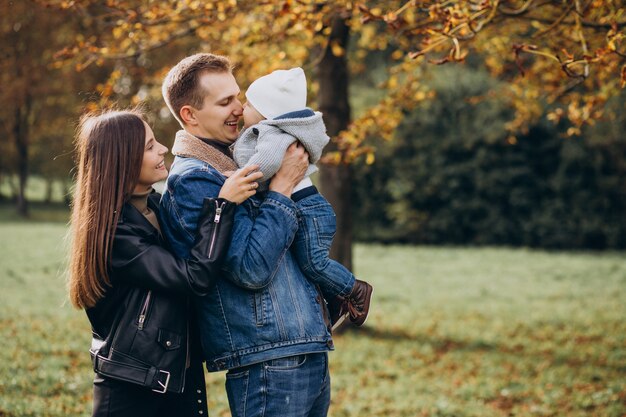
[152,370,170,394]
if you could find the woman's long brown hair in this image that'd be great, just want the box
[68,110,146,309]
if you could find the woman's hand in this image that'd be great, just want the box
[269,142,309,197]
[219,165,264,204]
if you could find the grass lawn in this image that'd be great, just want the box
[0,220,624,416]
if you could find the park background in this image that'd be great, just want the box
[1,1,625,416]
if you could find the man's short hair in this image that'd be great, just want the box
[162,53,233,126]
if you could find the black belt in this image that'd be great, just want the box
[90,338,170,393]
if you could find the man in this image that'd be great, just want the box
[159,53,334,417]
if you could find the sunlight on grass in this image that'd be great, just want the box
[1,225,624,417]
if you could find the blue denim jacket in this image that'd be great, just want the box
[160,156,333,371]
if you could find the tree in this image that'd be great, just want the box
[353,63,626,249]
[44,0,626,260]
[317,14,354,268]
[0,0,111,214]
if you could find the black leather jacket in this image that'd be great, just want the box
[87,192,235,394]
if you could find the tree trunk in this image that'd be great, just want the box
[14,103,30,217]
[316,15,353,270]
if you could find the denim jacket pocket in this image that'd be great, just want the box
[254,291,266,327]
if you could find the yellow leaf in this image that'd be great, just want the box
[607,39,616,51]
[331,41,345,57]
[566,127,581,136]
[113,27,124,39]
[414,91,426,101]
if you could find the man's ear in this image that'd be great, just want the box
[180,106,197,126]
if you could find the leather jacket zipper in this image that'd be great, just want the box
[137,291,152,330]
[208,200,226,258]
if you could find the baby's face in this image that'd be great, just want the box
[243,102,265,129]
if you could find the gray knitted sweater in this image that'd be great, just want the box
[232,110,329,185]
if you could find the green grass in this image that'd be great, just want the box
[1,223,624,417]
[0,203,70,223]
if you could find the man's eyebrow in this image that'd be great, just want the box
[215,90,241,103]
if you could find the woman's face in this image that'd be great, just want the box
[134,122,168,193]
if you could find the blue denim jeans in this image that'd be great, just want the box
[225,353,331,417]
[292,189,355,298]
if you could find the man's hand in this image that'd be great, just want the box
[219,164,263,204]
[269,142,309,197]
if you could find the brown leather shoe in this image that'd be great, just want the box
[345,279,373,326]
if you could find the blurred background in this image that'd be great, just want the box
[1,1,625,416]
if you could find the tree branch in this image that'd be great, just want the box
[88,26,198,62]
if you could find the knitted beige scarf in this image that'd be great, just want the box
[171,130,238,174]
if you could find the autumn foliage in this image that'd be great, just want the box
[2,1,625,255]
[39,0,626,163]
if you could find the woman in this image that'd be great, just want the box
[67,109,262,416]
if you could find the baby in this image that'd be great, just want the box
[232,67,373,328]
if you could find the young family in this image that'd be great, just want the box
[68,53,373,417]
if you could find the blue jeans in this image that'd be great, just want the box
[292,189,355,298]
[225,353,331,417]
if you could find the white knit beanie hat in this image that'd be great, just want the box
[245,67,307,120]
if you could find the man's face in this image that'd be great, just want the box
[191,71,243,144]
